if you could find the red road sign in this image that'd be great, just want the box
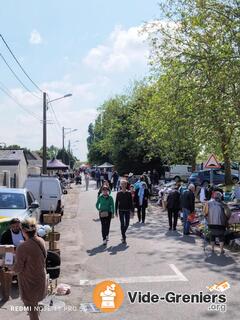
[204,154,221,169]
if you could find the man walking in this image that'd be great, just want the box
[181,184,195,235]
[115,180,134,244]
[166,186,181,231]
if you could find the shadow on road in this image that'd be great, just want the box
[165,230,182,237]
[86,242,129,256]
[107,243,129,256]
[178,235,196,244]
[86,245,108,256]
[126,205,240,282]
[205,253,236,267]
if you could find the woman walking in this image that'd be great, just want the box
[96,186,114,245]
[204,191,230,254]
[13,218,47,320]
[115,180,134,244]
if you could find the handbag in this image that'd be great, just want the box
[99,211,109,218]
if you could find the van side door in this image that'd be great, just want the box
[41,180,59,212]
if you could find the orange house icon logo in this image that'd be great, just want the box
[93,280,124,313]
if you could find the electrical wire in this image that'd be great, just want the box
[47,94,62,131]
[0,53,41,100]
[0,34,43,93]
[0,81,41,121]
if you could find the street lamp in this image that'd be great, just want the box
[62,128,78,150]
[42,92,72,174]
[70,140,80,154]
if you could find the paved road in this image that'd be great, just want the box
[1,180,240,320]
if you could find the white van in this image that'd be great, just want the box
[24,176,64,218]
[164,165,192,182]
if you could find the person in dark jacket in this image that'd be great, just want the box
[112,171,119,191]
[115,180,134,244]
[1,218,24,246]
[167,186,181,231]
[137,182,150,223]
[181,184,195,235]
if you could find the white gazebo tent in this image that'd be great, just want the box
[98,162,114,169]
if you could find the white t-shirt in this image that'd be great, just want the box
[200,187,206,203]
[11,231,24,247]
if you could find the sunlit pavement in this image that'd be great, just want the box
[1,180,239,320]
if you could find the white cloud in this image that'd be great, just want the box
[29,30,43,45]
[1,23,155,160]
[0,77,104,160]
[83,25,149,73]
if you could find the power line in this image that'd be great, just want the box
[0,34,43,93]
[0,53,41,100]
[47,95,62,131]
[0,81,41,121]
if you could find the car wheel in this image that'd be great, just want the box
[232,177,239,184]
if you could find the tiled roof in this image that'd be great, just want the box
[0,149,24,161]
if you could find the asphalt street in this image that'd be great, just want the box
[1,180,240,320]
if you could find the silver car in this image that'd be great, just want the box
[0,188,40,222]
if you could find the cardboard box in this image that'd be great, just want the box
[0,245,15,255]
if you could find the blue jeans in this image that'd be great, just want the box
[183,208,190,234]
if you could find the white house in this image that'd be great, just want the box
[0,149,28,188]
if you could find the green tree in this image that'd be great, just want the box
[145,0,240,183]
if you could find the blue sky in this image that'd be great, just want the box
[0,0,160,160]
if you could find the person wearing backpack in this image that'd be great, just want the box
[96,186,114,245]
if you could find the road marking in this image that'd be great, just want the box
[79,264,188,286]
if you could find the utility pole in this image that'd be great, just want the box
[62,126,65,149]
[42,92,47,174]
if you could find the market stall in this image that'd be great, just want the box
[189,200,240,250]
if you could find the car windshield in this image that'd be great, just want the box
[0,193,26,209]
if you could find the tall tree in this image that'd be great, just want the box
[145,0,240,183]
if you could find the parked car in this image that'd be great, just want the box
[24,176,64,219]
[164,165,192,182]
[220,162,239,177]
[0,188,40,235]
[188,170,239,186]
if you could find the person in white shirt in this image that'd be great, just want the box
[0,218,24,247]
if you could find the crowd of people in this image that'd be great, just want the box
[165,183,231,254]
[95,170,159,245]
[93,167,231,255]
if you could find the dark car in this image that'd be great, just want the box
[188,170,239,186]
